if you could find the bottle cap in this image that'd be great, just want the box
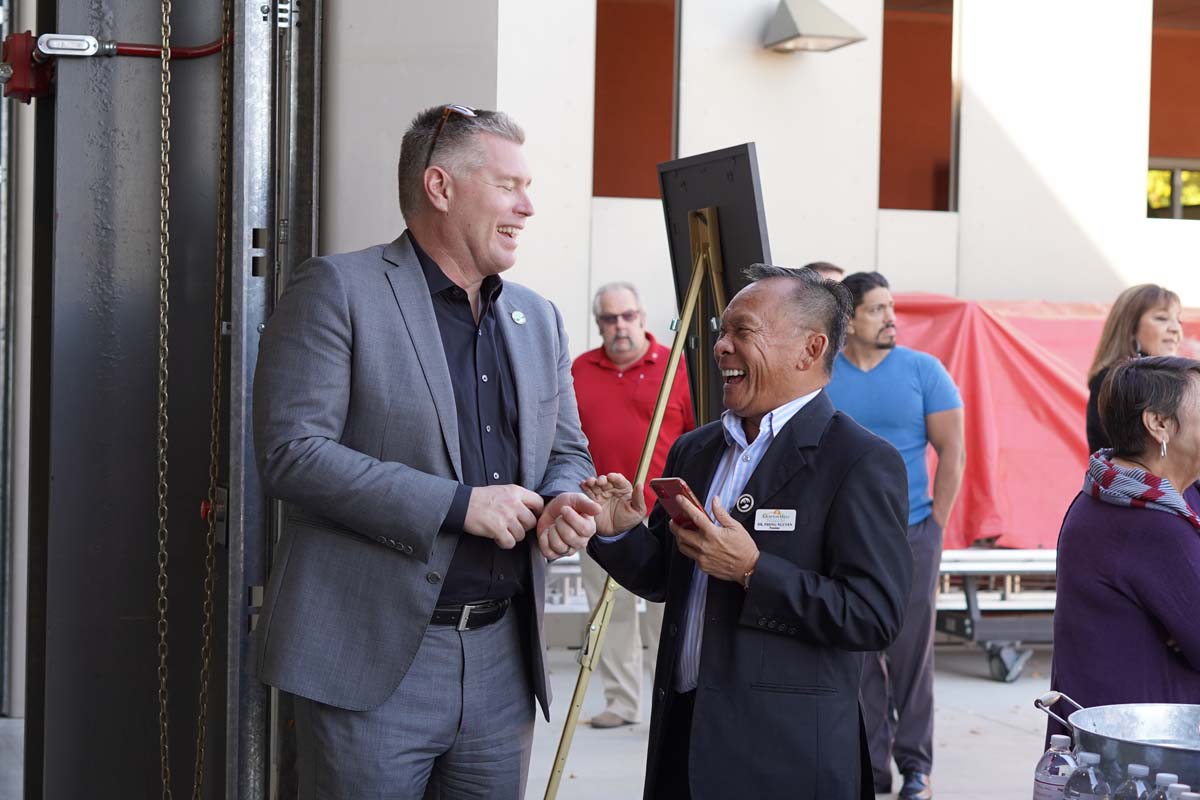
[1179,793,1200,800]
[1127,763,1150,777]
[1050,734,1072,749]
[1078,752,1099,765]
[1168,784,1192,798]
[1159,774,1181,786]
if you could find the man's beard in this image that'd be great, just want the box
[875,328,896,350]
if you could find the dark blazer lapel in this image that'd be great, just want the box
[382,234,463,481]
[493,290,540,488]
[688,425,730,505]
[729,390,835,529]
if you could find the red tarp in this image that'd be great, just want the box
[893,294,1200,550]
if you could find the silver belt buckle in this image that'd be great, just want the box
[456,603,476,632]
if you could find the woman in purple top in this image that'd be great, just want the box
[1049,356,1200,741]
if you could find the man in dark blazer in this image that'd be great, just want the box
[584,265,913,800]
[252,105,600,798]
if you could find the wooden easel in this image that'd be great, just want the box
[544,207,728,799]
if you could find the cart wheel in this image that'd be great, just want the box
[986,645,1032,682]
[987,651,1009,681]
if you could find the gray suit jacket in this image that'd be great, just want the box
[252,232,593,716]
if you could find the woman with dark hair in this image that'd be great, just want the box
[1086,284,1182,451]
[1048,356,1200,740]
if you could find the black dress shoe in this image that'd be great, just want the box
[899,772,932,800]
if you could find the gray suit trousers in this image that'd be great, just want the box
[860,514,943,782]
[293,610,535,800]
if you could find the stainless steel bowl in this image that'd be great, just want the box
[1036,692,1200,785]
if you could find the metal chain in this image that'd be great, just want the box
[191,0,233,793]
[154,0,174,793]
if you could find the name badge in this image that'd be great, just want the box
[754,509,797,532]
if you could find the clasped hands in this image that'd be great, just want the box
[463,484,602,560]
[580,473,760,585]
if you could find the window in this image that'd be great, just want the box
[592,0,677,199]
[878,0,954,211]
[1147,2,1200,219]
[1147,161,1200,220]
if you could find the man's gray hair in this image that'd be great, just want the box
[592,281,645,318]
[397,105,526,221]
[742,263,853,372]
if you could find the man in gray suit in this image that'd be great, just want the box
[252,104,601,799]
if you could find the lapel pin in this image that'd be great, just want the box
[511,310,526,325]
[735,494,754,513]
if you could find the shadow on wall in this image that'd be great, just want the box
[957,86,1133,304]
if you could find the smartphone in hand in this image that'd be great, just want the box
[649,477,706,530]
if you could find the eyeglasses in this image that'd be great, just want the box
[597,310,641,326]
[425,104,478,170]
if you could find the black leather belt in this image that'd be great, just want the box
[429,597,510,631]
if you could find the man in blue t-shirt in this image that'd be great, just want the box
[826,271,965,800]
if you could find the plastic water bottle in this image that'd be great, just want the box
[1146,775,1182,800]
[1063,752,1111,799]
[1033,734,1077,799]
[1112,763,1150,800]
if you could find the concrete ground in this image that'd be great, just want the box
[529,643,1053,799]
[0,644,1051,798]
[1,717,19,799]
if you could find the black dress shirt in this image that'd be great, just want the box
[411,237,529,604]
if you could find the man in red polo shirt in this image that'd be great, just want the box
[571,281,694,728]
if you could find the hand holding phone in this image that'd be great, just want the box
[649,477,706,530]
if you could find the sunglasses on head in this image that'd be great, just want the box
[424,103,478,170]
[597,310,640,325]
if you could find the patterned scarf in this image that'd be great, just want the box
[1084,449,1200,530]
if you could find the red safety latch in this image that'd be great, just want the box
[1,31,53,103]
[200,486,230,547]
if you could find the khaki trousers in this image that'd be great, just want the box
[580,550,664,722]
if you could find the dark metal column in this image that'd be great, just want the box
[28,1,228,796]
[22,1,56,795]
[24,0,318,794]
[0,0,16,717]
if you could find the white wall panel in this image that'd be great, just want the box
[677,0,884,271]
[876,209,959,295]
[956,0,1157,302]
[588,198,675,354]
[496,0,597,355]
[1138,218,1200,307]
[321,2,500,254]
